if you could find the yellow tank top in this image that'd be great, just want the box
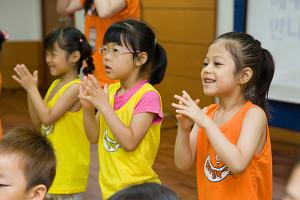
[98,82,161,199]
[43,79,90,194]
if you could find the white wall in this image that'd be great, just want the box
[0,0,42,41]
[216,0,234,37]
[75,10,85,33]
[247,0,300,104]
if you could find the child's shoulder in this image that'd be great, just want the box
[245,104,267,122]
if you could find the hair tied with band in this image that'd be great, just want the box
[79,38,83,43]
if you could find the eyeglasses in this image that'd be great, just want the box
[99,46,139,57]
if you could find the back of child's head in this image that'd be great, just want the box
[0,127,56,191]
[103,19,167,85]
[108,182,180,200]
[215,32,275,117]
[44,27,95,76]
[0,30,8,51]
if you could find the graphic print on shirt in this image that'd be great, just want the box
[204,153,231,182]
[103,129,121,152]
[41,124,54,136]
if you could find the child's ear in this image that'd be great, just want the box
[238,67,253,85]
[28,184,47,200]
[70,50,81,63]
[135,52,148,66]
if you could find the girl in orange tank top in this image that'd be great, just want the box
[172,32,275,200]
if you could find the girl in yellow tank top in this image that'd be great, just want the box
[79,19,168,199]
[13,27,94,200]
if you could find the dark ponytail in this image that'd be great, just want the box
[82,56,95,75]
[217,32,275,118]
[149,43,167,85]
[252,49,275,117]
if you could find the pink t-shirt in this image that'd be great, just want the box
[114,80,163,124]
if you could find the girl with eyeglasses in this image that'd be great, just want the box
[79,19,167,199]
[57,0,141,86]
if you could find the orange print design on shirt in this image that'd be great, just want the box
[204,153,231,182]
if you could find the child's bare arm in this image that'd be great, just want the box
[27,94,41,128]
[101,106,155,151]
[174,124,199,170]
[201,107,267,174]
[57,0,83,15]
[284,163,300,200]
[83,109,100,144]
[13,64,80,125]
[94,0,126,18]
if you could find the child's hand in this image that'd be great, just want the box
[172,91,209,128]
[174,97,200,132]
[12,64,38,92]
[79,74,109,111]
[79,82,94,111]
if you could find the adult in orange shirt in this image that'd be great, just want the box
[57,0,140,85]
[173,32,274,200]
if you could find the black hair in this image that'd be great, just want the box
[216,32,275,118]
[0,30,7,51]
[103,19,167,85]
[44,27,94,76]
[108,183,180,200]
[84,0,94,13]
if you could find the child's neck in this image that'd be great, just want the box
[218,94,246,112]
[119,77,144,95]
[57,68,78,83]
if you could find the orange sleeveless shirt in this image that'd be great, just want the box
[196,101,272,200]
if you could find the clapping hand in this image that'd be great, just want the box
[12,64,38,92]
[172,91,208,128]
[78,74,109,112]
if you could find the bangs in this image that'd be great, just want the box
[103,23,137,50]
[44,29,60,51]
[44,29,67,52]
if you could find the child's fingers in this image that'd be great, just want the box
[194,99,200,105]
[175,109,190,117]
[103,84,108,94]
[172,102,188,110]
[78,94,92,102]
[182,90,193,102]
[18,64,30,77]
[14,65,23,77]
[12,75,22,83]
[33,70,38,79]
[79,83,85,95]
[88,74,100,88]
[84,78,96,91]
[174,94,189,105]
[20,64,30,75]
